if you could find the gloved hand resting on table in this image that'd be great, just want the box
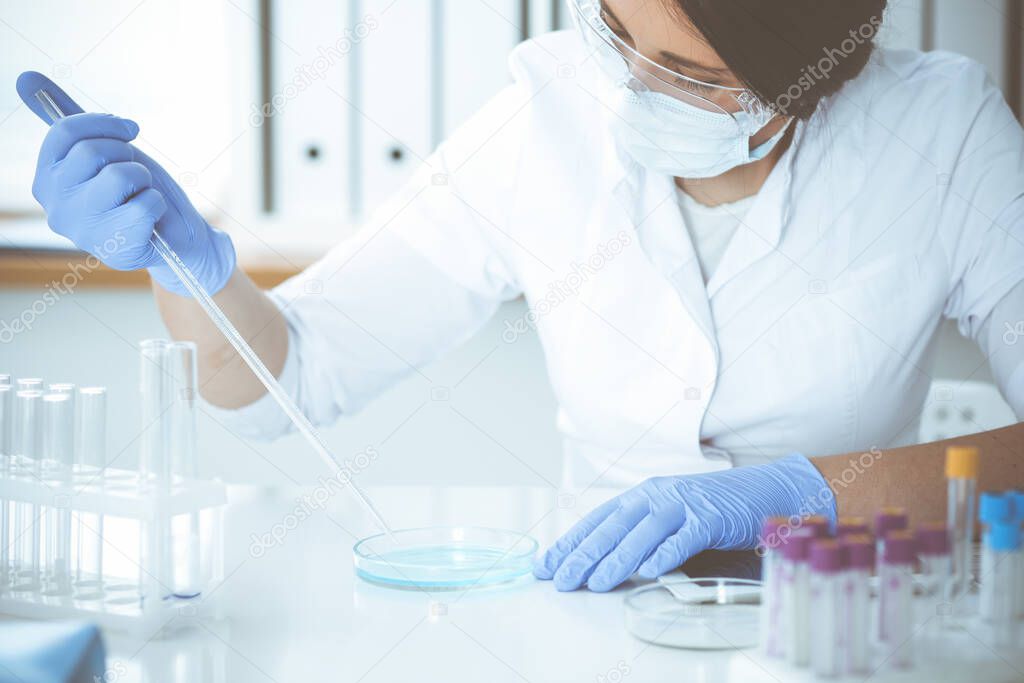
[534,453,835,592]
[18,71,236,296]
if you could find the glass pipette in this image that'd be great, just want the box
[34,89,396,540]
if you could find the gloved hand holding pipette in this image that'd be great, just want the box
[18,71,236,297]
[18,71,396,539]
[534,453,835,592]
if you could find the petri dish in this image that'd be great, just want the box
[624,578,762,649]
[353,526,538,590]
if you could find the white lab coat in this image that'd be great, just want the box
[215,32,1024,489]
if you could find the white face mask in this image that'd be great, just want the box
[606,85,792,179]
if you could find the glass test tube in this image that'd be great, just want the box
[41,393,73,595]
[879,530,914,669]
[781,529,814,667]
[166,342,203,598]
[139,341,204,599]
[75,387,107,592]
[139,340,172,603]
[47,383,76,473]
[12,390,43,589]
[139,339,172,483]
[16,378,43,391]
[0,385,13,588]
[759,516,788,659]
[810,539,844,678]
[840,535,874,675]
[945,445,978,607]
[982,523,1020,649]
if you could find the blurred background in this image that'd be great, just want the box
[0,0,1021,488]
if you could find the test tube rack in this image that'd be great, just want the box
[1,341,227,631]
[0,457,226,630]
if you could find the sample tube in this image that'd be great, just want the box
[874,507,908,562]
[759,516,789,659]
[978,492,1012,619]
[836,516,870,538]
[802,515,831,538]
[981,522,1020,649]
[879,530,915,669]
[0,385,13,588]
[15,378,43,392]
[75,387,107,592]
[810,539,844,678]
[0,374,10,386]
[781,528,815,667]
[12,390,43,589]
[1014,491,1024,619]
[874,507,907,640]
[840,534,875,675]
[915,522,952,638]
[946,445,978,606]
[40,393,73,595]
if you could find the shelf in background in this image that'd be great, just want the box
[0,215,344,289]
[0,248,309,290]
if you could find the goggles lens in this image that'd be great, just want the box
[569,0,776,131]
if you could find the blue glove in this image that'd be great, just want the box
[18,71,236,296]
[534,453,836,592]
[0,620,105,683]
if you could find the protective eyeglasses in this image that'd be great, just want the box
[568,0,777,133]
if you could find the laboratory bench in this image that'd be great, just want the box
[52,485,1020,683]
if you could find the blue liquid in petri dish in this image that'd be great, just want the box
[354,527,537,590]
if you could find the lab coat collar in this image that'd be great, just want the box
[601,119,807,339]
[704,120,803,297]
[607,144,717,343]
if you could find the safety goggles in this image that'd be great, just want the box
[568,0,777,133]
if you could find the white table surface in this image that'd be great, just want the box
[89,485,1023,683]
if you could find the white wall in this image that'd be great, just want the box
[0,289,563,487]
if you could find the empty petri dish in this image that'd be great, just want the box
[353,526,537,590]
[625,578,762,649]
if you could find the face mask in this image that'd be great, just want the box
[605,85,791,179]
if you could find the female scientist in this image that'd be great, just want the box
[27,0,1024,592]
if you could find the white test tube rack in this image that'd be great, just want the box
[0,459,226,630]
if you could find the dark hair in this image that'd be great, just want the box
[669,0,888,118]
